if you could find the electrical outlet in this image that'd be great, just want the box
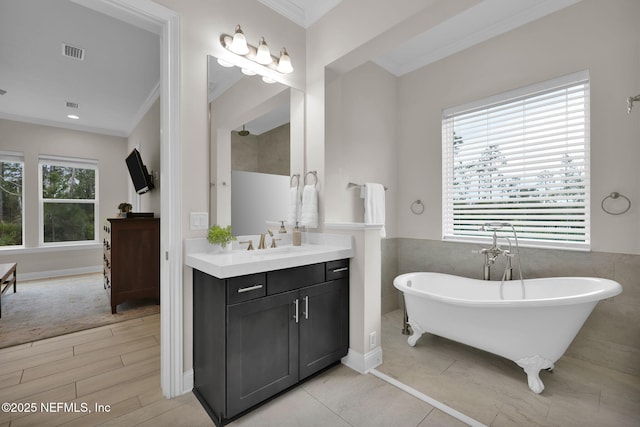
[369,331,377,349]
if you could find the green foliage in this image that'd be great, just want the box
[1,161,23,246]
[0,221,22,246]
[118,202,132,212]
[40,163,96,243]
[207,224,236,247]
[43,203,95,243]
[41,165,95,199]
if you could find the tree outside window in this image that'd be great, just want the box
[40,159,98,244]
[0,157,23,246]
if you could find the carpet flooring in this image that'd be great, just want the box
[0,273,160,349]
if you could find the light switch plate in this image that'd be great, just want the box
[190,212,208,230]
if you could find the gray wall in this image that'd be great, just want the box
[231,123,290,176]
[381,237,640,378]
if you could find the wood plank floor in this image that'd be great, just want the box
[4,310,637,426]
[0,313,467,427]
[0,314,212,427]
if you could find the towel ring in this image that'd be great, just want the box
[601,192,631,215]
[290,174,300,188]
[411,200,424,215]
[304,170,318,187]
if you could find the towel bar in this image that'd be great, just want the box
[347,182,388,191]
[305,171,318,187]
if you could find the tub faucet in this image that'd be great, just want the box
[480,223,513,280]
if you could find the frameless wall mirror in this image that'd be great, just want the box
[207,55,304,235]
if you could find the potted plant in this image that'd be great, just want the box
[118,202,132,218]
[207,224,236,252]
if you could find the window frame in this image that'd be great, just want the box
[38,155,100,247]
[0,151,25,249]
[442,70,590,250]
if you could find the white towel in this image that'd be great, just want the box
[361,182,386,237]
[286,186,300,226]
[300,184,318,229]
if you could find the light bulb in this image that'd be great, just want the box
[255,37,272,65]
[276,48,293,74]
[229,25,249,55]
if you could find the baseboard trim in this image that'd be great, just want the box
[183,369,194,394]
[341,347,383,374]
[20,266,102,281]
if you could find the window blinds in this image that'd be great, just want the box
[442,71,590,249]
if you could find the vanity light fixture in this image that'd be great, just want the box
[220,25,293,75]
[228,25,249,55]
[255,37,272,65]
[276,48,293,74]
[216,57,234,68]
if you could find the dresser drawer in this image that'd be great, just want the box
[227,273,267,304]
[326,259,349,281]
[267,263,325,295]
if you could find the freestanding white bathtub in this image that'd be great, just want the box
[393,272,622,393]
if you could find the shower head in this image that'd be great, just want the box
[238,124,250,136]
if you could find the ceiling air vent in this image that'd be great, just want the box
[66,101,79,109]
[62,43,85,61]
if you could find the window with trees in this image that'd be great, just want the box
[39,156,99,245]
[0,152,24,247]
[442,71,590,249]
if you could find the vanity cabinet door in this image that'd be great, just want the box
[298,278,349,380]
[226,290,299,417]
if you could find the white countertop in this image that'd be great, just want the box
[184,233,354,278]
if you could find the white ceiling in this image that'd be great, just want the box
[0,0,580,138]
[261,0,580,76]
[0,0,160,137]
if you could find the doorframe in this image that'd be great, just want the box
[99,0,183,398]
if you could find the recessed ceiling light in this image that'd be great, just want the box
[67,114,80,120]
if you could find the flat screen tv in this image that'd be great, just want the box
[125,148,154,194]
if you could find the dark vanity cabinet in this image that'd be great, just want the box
[193,259,349,426]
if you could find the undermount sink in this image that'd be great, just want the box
[232,245,308,258]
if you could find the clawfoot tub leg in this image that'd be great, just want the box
[406,320,424,347]
[516,356,555,394]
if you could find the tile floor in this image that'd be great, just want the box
[0,310,638,426]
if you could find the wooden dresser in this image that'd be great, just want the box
[103,217,160,313]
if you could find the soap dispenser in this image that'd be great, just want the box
[279,220,287,233]
[293,222,302,246]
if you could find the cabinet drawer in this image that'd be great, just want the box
[326,259,349,281]
[227,273,267,304]
[267,263,325,295]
